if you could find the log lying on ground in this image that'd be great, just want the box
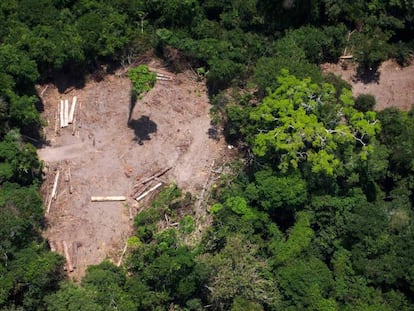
[60,100,64,128]
[64,99,69,127]
[91,196,127,202]
[63,241,74,272]
[136,182,162,202]
[141,167,172,184]
[49,240,57,252]
[69,96,77,123]
[46,170,60,214]
[67,167,73,194]
[72,242,78,269]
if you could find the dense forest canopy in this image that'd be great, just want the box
[0,0,414,310]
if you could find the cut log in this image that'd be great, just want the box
[68,167,73,194]
[49,240,57,252]
[136,182,162,202]
[141,167,172,184]
[40,85,49,97]
[46,170,60,214]
[72,242,78,269]
[129,204,133,220]
[132,181,152,197]
[64,99,69,127]
[60,100,64,128]
[91,196,127,202]
[69,96,77,124]
[64,86,75,94]
[54,109,59,135]
[63,241,74,272]
[156,76,172,81]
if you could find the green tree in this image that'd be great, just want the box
[249,71,381,176]
[127,64,156,99]
[201,234,280,310]
[46,282,103,311]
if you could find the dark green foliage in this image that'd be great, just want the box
[352,28,391,71]
[355,94,376,112]
[1,1,414,310]
[46,282,103,311]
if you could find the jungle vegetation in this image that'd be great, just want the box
[1,0,414,310]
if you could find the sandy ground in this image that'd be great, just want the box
[321,59,414,111]
[38,59,227,280]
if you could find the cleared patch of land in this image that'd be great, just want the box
[321,59,414,111]
[38,59,228,280]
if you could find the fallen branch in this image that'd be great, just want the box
[194,160,215,213]
[141,167,172,184]
[136,182,162,202]
[63,241,74,272]
[46,170,60,214]
[91,196,127,202]
[117,241,128,267]
[40,85,49,97]
[64,86,75,94]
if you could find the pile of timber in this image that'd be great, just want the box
[59,96,77,129]
[132,166,172,202]
[49,240,79,273]
[155,72,173,81]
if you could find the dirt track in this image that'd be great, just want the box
[38,60,227,279]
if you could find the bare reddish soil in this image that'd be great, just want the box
[321,59,414,111]
[37,59,228,280]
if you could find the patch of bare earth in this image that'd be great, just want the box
[321,59,414,111]
[38,59,228,280]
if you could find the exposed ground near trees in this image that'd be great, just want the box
[37,59,227,280]
[322,59,414,111]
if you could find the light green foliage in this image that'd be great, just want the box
[127,64,156,99]
[250,71,381,175]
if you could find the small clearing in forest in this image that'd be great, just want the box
[321,59,414,111]
[37,59,228,280]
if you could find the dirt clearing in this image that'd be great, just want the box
[38,59,228,280]
[321,59,414,111]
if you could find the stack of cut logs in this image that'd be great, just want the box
[155,72,173,81]
[58,96,77,130]
[132,166,172,202]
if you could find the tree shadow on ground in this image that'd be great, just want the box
[128,92,137,123]
[355,66,380,84]
[128,115,157,145]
